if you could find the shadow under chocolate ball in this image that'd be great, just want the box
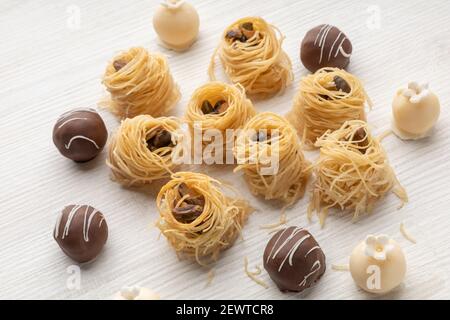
[53,108,108,162]
[300,24,352,73]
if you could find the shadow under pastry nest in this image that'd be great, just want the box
[106,115,185,187]
[308,120,408,227]
[102,47,180,119]
[156,172,252,265]
[209,17,293,99]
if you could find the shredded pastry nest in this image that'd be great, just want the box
[156,172,252,265]
[102,47,180,119]
[308,120,408,226]
[287,67,371,149]
[209,17,293,99]
[234,112,311,206]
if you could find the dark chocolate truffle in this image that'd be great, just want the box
[53,108,108,162]
[300,24,352,73]
[53,205,108,263]
[263,226,326,292]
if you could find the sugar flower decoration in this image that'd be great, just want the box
[364,234,394,261]
[401,82,430,104]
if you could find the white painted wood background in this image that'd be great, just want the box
[0,0,449,300]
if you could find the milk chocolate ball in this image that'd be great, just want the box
[263,226,326,292]
[300,24,352,73]
[53,108,108,162]
[53,205,108,263]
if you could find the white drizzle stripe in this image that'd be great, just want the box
[65,135,100,150]
[278,234,310,272]
[305,246,320,258]
[99,217,105,228]
[338,45,351,58]
[335,37,350,58]
[328,31,342,61]
[82,205,89,241]
[314,25,328,46]
[84,209,100,242]
[54,205,74,238]
[54,209,65,238]
[54,205,102,243]
[58,117,88,129]
[313,25,351,64]
[318,25,332,64]
[270,227,304,261]
[299,260,321,287]
[62,205,82,239]
[266,227,291,264]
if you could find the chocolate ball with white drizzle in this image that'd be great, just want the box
[300,24,352,73]
[53,205,108,263]
[53,108,108,162]
[263,226,326,292]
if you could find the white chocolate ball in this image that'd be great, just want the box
[392,82,440,140]
[349,235,406,294]
[113,286,160,300]
[153,0,200,52]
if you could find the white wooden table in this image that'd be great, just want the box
[1,0,449,300]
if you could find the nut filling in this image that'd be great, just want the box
[146,129,173,151]
[172,183,205,223]
[225,22,256,42]
[201,100,229,115]
[320,76,351,100]
[113,59,127,72]
[333,76,351,93]
[343,127,369,153]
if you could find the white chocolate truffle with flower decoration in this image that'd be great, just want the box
[392,82,440,140]
[113,286,160,300]
[349,235,406,294]
[153,0,200,52]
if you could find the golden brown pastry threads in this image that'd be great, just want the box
[208,17,293,99]
[308,120,408,226]
[102,47,180,119]
[287,67,371,149]
[185,81,256,161]
[244,257,269,289]
[234,112,310,205]
[107,115,182,187]
[156,172,251,265]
